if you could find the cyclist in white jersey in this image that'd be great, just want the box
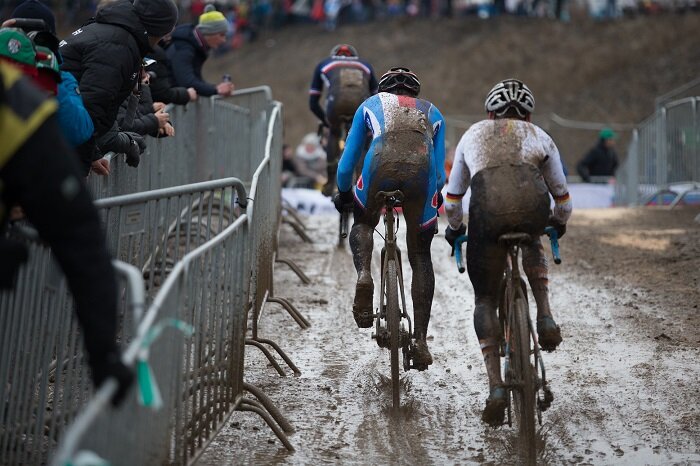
[443,79,572,426]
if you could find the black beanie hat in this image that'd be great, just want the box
[133,0,179,38]
[11,0,56,34]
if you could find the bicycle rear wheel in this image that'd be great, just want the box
[386,258,401,409]
[510,289,537,463]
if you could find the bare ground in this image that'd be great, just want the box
[196,206,700,465]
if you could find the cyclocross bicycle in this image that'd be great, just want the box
[455,227,561,461]
[364,190,424,409]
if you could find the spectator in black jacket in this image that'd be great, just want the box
[0,61,133,405]
[166,5,235,98]
[59,0,178,176]
[576,128,619,182]
[146,44,198,106]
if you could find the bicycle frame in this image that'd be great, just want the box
[377,192,411,334]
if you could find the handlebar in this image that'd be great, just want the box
[453,228,562,274]
[340,208,350,238]
[544,226,562,264]
[454,235,468,274]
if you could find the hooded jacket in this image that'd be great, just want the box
[146,44,191,105]
[165,24,218,97]
[60,0,151,166]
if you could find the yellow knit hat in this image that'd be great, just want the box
[197,5,228,35]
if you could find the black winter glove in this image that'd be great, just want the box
[332,190,353,213]
[122,132,146,167]
[548,219,566,239]
[437,192,444,209]
[445,223,466,248]
[89,351,135,407]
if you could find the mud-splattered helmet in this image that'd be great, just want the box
[330,44,358,57]
[377,67,421,97]
[484,78,535,117]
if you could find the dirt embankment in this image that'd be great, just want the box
[206,13,700,167]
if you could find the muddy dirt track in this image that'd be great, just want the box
[197,206,700,465]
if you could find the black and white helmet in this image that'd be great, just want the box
[484,79,535,117]
[377,67,421,96]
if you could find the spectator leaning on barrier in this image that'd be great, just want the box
[0,61,134,405]
[145,42,198,105]
[5,0,95,148]
[576,127,619,182]
[59,0,178,175]
[166,4,235,97]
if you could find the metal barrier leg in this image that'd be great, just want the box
[244,339,286,376]
[267,296,310,329]
[281,218,313,243]
[237,399,294,452]
[275,257,311,284]
[282,201,308,231]
[243,382,295,433]
[249,337,301,376]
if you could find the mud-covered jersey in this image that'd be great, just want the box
[337,92,446,229]
[309,56,378,117]
[445,119,572,229]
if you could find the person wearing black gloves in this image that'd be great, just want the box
[59,0,178,175]
[97,123,147,168]
[0,61,133,405]
[333,67,446,371]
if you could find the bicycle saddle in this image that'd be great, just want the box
[498,232,531,246]
[375,190,404,207]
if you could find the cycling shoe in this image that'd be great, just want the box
[537,316,562,352]
[412,340,433,371]
[482,386,507,427]
[352,280,374,328]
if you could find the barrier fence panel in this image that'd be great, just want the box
[0,232,143,465]
[87,88,274,200]
[95,179,246,292]
[56,212,251,466]
[616,97,700,205]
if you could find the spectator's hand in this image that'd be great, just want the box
[153,101,166,112]
[332,190,353,213]
[89,351,135,407]
[122,132,146,167]
[154,108,170,129]
[187,87,198,102]
[445,223,466,249]
[160,121,175,137]
[1,19,16,27]
[91,158,111,176]
[216,81,234,96]
[548,218,566,239]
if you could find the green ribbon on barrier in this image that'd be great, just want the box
[137,318,194,410]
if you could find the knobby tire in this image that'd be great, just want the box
[511,288,537,464]
[386,258,401,409]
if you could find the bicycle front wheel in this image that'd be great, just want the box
[511,290,537,462]
[386,258,401,409]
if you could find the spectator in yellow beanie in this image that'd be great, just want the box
[165,4,234,97]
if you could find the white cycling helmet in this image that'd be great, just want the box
[484,79,535,117]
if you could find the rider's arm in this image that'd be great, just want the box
[538,129,572,225]
[430,105,447,191]
[308,62,327,124]
[336,104,367,192]
[444,133,471,230]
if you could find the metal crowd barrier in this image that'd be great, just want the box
[3,86,307,464]
[616,96,700,206]
[0,226,144,466]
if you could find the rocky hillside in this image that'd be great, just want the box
[206,12,700,168]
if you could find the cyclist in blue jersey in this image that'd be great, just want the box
[333,67,446,370]
[309,44,378,196]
